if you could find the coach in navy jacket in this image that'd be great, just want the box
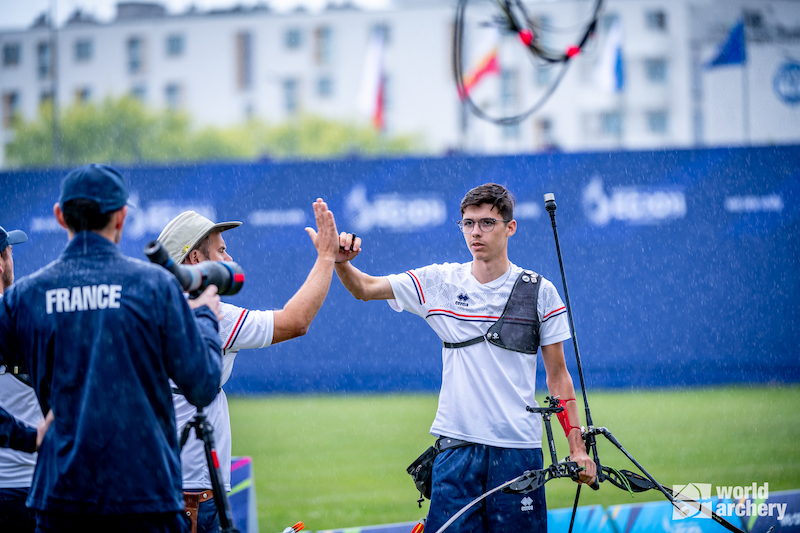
[0,164,222,532]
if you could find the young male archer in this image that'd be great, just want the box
[334,183,596,532]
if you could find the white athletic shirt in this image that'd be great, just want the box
[386,262,571,449]
[173,301,274,491]
[0,373,43,487]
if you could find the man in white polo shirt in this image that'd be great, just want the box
[158,198,340,533]
[334,183,596,533]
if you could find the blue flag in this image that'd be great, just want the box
[594,17,625,93]
[706,20,746,68]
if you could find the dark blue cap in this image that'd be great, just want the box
[59,164,134,213]
[0,226,27,254]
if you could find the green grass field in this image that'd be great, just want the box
[229,385,800,532]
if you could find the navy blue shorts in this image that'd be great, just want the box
[426,443,546,533]
[0,487,35,532]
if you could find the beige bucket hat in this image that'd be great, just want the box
[158,211,242,264]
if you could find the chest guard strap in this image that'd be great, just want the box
[442,271,541,354]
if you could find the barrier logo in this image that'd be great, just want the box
[345,184,447,233]
[773,60,800,106]
[672,482,787,521]
[583,177,686,227]
[672,483,712,520]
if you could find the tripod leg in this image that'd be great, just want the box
[190,410,240,533]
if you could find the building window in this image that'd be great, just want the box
[647,110,668,133]
[601,13,618,32]
[166,34,184,57]
[502,122,520,139]
[130,84,147,101]
[600,111,622,136]
[535,15,552,47]
[127,37,145,74]
[536,117,557,149]
[2,91,19,128]
[500,69,518,107]
[283,78,298,114]
[645,10,667,31]
[37,41,52,79]
[371,23,390,45]
[314,26,332,65]
[644,58,668,83]
[534,65,551,87]
[74,39,93,62]
[39,90,53,106]
[236,32,253,90]
[165,83,182,110]
[317,76,333,98]
[75,87,92,103]
[3,43,21,67]
[285,28,302,49]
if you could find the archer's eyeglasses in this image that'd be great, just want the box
[456,218,511,233]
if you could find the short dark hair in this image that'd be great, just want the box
[195,234,213,260]
[460,183,515,221]
[61,199,115,233]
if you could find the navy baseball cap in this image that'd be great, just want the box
[0,226,27,254]
[59,164,135,213]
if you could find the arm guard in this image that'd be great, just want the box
[556,398,581,437]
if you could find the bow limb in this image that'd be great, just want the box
[432,477,519,533]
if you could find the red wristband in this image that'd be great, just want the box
[556,398,579,437]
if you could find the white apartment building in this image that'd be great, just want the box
[1,0,799,168]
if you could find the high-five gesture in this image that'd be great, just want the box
[305,198,340,261]
[335,231,362,264]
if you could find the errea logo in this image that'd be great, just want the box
[521,496,534,512]
[455,293,469,307]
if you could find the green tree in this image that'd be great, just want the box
[6,96,423,168]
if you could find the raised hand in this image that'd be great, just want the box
[335,232,362,264]
[305,198,339,261]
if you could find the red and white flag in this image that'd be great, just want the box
[459,30,500,100]
[357,29,386,130]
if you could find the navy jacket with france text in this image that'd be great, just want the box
[0,231,222,515]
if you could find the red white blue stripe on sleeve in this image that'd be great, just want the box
[223,309,250,350]
[542,306,566,323]
[404,271,425,305]
[425,308,499,323]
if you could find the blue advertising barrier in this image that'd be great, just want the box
[229,456,258,533]
[310,490,800,533]
[315,504,614,533]
[548,503,615,533]
[1,146,798,393]
[605,488,800,533]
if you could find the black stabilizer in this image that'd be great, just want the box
[544,194,601,492]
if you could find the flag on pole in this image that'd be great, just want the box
[594,17,625,93]
[357,28,385,130]
[706,20,745,68]
[459,29,500,100]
